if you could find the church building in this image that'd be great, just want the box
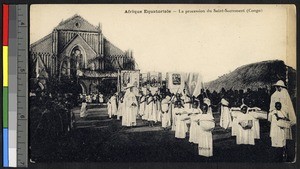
[30,14,136,94]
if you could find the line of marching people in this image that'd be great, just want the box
[106,80,296,159]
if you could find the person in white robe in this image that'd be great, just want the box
[154,92,162,122]
[170,94,177,131]
[161,95,171,129]
[220,98,232,130]
[175,101,189,139]
[117,92,125,120]
[122,85,138,127]
[146,92,155,127]
[197,103,215,157]
[148,93,158,126]
[86,95,92,103]
[230,107,242,136]
[269,102,292,148]
[111,93,118,117]
[203,98,213,115]
[189,101,203,144]
[80,100,88,118]
[142,90,151,121]
[236,105,256,145]
[247,107,261,139]
[172,93,183,131]
[182,89,192,111]
[269,80,296,140]
[99,93,104,103]
[139,91,146,118]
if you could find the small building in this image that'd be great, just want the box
[30,14,136,95]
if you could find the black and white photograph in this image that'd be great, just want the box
[29,4,296,163]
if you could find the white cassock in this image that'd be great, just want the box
[161,99,171,128]
[269,89,296,139]
[220,98,232,129]
[248,111,260,139]
[189,108,203,144]
[142,96,150,120]
[80,102,87,118]
[126,91,138,126]
[230,109,242,136]
[268,110,292,147]
[156,99,162,122]
[139,95,146,117]
[197,113,215,157]
[111,95,118,116]
[107,99,112,118]
[145,96,154,121]
[236,112,255,145]
[175,108,189,139]
[148,97,158,122]
[171,102,176,131]
[171,96,177,131]
[122,90,138,126]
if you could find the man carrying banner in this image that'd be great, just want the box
[122,84,138,127]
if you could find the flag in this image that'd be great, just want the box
[35,55,49,78]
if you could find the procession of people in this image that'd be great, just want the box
[88,79,296,159]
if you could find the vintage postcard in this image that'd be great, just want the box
[29,4,296,163]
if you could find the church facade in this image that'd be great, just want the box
[30,14,136,94]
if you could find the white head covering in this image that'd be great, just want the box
[273,80,286,88]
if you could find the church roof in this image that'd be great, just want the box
[55,14,99,32]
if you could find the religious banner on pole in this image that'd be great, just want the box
[140,73,149,87]
[186,72,203,97]
[120,70,140,90]
[148,72,162,95]
[166,72,186,94]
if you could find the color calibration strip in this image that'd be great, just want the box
[3,4,9,167]
[8,5,18,167]
[2,4,28,167]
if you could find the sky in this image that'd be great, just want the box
[30,4,295,82]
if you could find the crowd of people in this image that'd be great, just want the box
[100,80,296,159]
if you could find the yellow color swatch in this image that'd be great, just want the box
[3,46,8,87]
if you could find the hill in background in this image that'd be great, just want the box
[205,60,296,98]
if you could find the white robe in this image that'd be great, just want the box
[248,111,260,139]
[197,113,215,157]
[111,96,118,116]
[269,89,296,126]
[161,99,171,128]
[231,110,242,136]
[189,108,203,144]
[268,110,292,147]
[175,108,189,139]
[156,100,162,122]
[220,99,232,129]
[236,113,255,145]
[139,95,146,117]
[145,96,154,121]
[122,91,138,126]
[148,97,158,122]
[80,102,87,118]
